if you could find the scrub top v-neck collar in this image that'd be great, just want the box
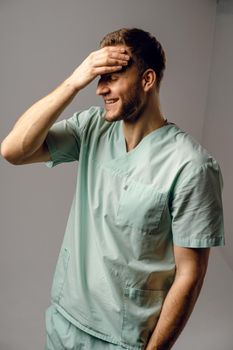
[118,119,175,157]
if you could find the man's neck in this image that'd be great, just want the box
[122,98,166,152]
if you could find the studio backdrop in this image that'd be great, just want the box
[0,1,232,349]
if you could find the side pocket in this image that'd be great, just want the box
[44,304,73,350]
[50,247,70,304]
[121,286,165,348]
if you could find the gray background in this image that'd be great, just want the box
[1,0,232,349]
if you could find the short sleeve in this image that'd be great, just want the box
[170,158,225,248]
[44,107,98,168]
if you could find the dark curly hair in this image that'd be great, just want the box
[99,27,166,92]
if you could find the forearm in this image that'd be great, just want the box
[1,76,78,163]
[145,275,204,350]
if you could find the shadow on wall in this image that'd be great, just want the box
[217,0,233,14]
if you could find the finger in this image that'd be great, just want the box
[109,52,130,60]
[94,65,123,75]
[98,47,130,60]
[94,50,130,62]
[94,52,130,67]
[94,57,129,68]
[101,46,128,54]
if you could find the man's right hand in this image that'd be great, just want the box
[68,46,130,91]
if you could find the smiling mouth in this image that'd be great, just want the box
[105,98,119,105]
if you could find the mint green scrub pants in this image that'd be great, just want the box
[44,304,123,350]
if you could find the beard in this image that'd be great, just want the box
[103,81,146,123]
[120,90,146,123]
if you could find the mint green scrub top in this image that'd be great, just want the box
[44,106,225,350]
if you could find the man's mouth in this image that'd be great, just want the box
[104,98,119,105]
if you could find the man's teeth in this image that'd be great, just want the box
[105,99,118,104]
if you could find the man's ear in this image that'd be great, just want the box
[142,69,156,92]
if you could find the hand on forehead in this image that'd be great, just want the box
[103,45,134,73]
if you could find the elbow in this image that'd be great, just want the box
[0,141,21,165]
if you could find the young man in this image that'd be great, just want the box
[1,28,225,350]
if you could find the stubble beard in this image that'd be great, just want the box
[104,84,145,123]
[121,91,146,123]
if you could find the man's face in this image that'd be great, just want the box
[96,50,146,123]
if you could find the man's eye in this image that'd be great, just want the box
[110,75,118,81]
[98,74,118,84]
[108,73,119,81]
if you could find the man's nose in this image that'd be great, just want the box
[96,82,110,96]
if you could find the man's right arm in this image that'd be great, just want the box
[0,46,129,165]
[1,78,78,165]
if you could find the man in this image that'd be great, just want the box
[1,28,225,350]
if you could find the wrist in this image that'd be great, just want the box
[64,76,81,94]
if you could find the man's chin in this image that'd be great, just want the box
[103,110,122,122]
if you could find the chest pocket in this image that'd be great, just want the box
[116,179,167,234]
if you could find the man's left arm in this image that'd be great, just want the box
[145,245,210,350]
